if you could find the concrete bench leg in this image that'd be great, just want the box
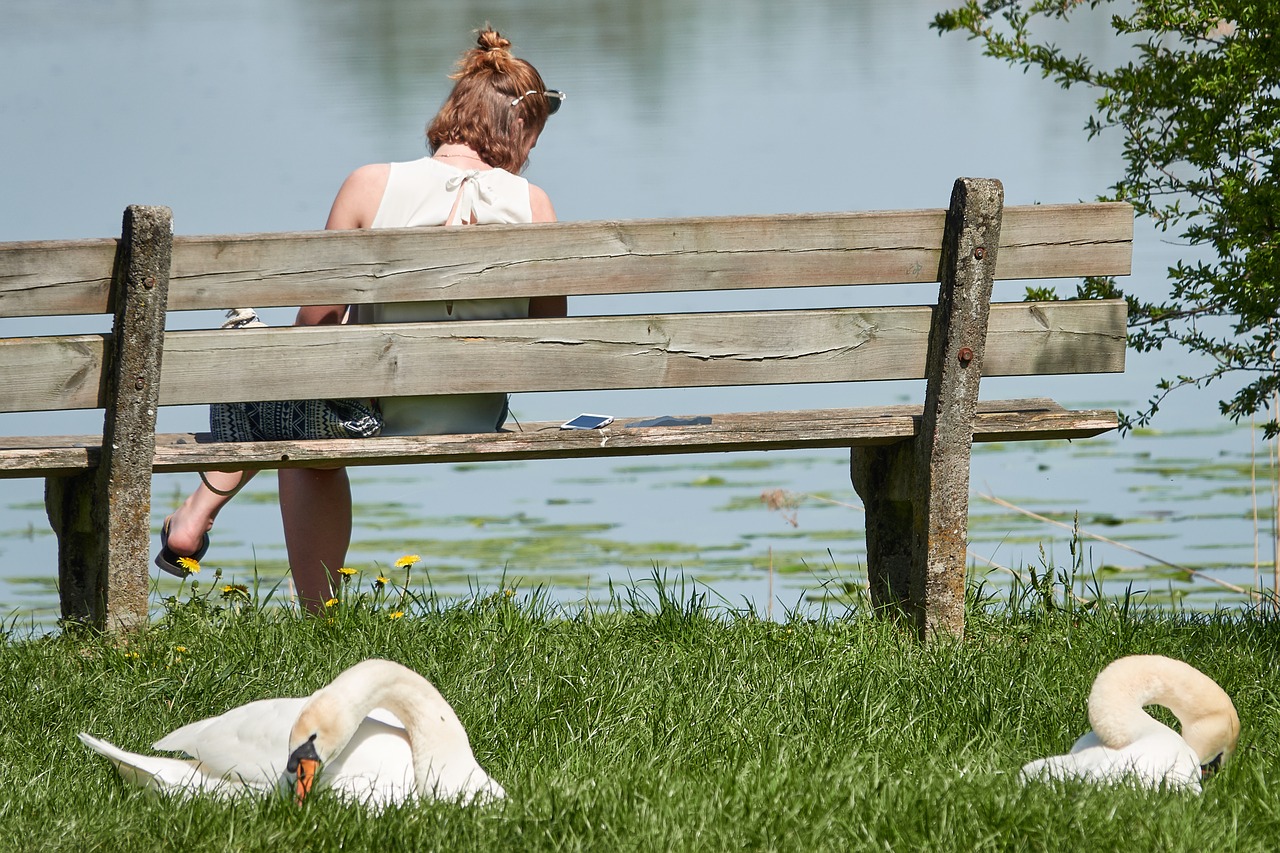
[851,177,1004,642]
[850,442,914,624]
[45,205,172,631]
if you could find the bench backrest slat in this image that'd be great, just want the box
[0,300,1125,412]
[0,204,1132,317]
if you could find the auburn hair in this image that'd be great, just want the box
[426,28,552,173]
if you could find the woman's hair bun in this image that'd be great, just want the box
[448,25,528,81]
[476,27,512,54]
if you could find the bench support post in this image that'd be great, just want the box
[47,205,172,631]
[852,177,1003,641]
[850,441,914,625]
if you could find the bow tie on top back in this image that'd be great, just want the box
[444,170,493,226]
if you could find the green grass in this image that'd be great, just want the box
[2,578,1279,852]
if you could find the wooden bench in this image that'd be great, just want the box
[0,178,1130,639]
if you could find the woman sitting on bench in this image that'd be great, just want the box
[155,26,567,611]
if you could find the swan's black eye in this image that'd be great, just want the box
[1200,753,1224,779]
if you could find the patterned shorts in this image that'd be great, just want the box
[209,398,383,442]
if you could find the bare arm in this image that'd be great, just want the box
[296,164,391,326]
[526,182,567,319]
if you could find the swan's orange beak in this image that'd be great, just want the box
[287,734,322,805]
[294,757,319,804]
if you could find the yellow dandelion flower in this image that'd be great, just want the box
[176,556,200,574]
[504,588,514,598]
[337,566,357,577]
[324,598,339,608]
[394,554,421,569]
[374,575,390,587]
[174,646,187,653]
[388,611,404,620]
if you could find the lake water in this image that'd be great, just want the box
[2,0,1275,628]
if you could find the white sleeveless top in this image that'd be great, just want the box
[362,157,533,436]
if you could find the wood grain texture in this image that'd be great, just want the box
[0,204,1133,317]
[0,300,1127,412]
[0,400,1118,477]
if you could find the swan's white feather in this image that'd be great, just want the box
[77,732,273,797]
[1019,726,1202,791]
[151,697,305,786]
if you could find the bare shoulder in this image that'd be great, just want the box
[527,182,557,223]
[326,163,391,230]
[337,163,391,198]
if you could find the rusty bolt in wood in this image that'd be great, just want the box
[134,376,146,390]
[972,247,985,260]
[957,347,974,365]
[144,276,156,289]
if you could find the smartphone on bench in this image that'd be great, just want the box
[560,413,614,430]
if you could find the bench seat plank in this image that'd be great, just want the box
[0,399,1116,477]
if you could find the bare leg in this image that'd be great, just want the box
[279,466,352,613]
[162,470,256,557]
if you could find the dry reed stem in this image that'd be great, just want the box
[976,491,1259,599]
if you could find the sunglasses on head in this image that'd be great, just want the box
[510,89,566,115]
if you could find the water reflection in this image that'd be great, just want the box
[1,0,1274,628]
[2,0,1132,240]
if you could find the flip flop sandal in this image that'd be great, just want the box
[155,516,211,578]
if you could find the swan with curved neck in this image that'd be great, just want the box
[287,659,504,804]
[1021,654,1239,791]
[79,658,503,808]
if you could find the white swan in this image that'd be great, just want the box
[1020,654,1240,792]
[79,658,504,808]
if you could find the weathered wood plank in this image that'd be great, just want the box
[0,300,1127,412]
[0,237,117,316]
[0,400,1118,477]
[0,204,1133,317]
